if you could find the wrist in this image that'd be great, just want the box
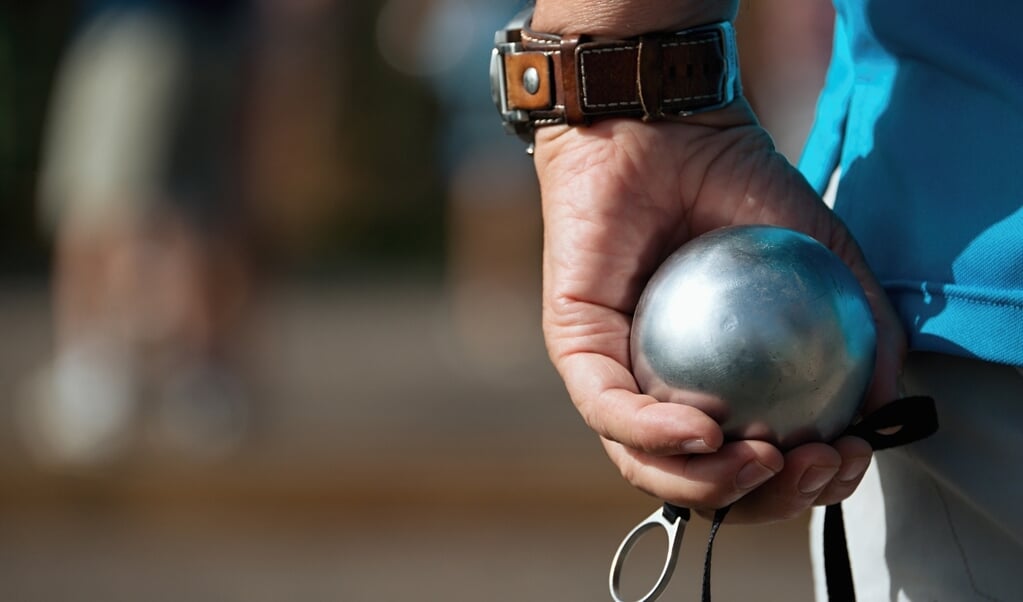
[532,0,737,38]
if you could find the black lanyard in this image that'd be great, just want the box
[610,396,939,602]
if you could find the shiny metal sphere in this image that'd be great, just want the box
[630,225,876,449]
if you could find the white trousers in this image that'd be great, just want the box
[811,352,1023,601]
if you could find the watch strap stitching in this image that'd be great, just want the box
[558,35,585,124]
[637,35,664,119]
[576,36,726,116]
[579,45,642,110]
[520,29,560,47]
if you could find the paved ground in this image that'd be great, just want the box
[0,280,814,601]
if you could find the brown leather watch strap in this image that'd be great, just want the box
[501,21,739,127]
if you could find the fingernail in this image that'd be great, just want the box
[680,439,713,453]
[736,460,777,490]
[798,466,839,494]
[838,456,871,483]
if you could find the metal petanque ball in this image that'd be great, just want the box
[630,225,876,449]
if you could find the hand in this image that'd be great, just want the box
[534,99,905,523]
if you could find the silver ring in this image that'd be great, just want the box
[609,504,688,602]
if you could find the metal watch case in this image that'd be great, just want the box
[490,7,536,145]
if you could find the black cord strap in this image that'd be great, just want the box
[842,396,939,451]
[700,506,731,602]
[823,395,939,601]
[611,396,938,602]
[698,396,938,602]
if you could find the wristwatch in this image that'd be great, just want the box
[490,6,740,150]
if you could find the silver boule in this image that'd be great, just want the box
[630,225,876,449]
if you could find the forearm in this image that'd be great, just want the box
[532,0,738,37]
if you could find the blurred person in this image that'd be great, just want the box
[23,0,352,467]
[22,0,256,466]
[491,0,1023,599]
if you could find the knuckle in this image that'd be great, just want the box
[617,461,659,500]
[814,482,858,508]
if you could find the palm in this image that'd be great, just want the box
[534,111,903,521]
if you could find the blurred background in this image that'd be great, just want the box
[0,1,833,600]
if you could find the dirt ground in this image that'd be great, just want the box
[0,282,814,602]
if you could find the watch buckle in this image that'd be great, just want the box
[491,41,533,144]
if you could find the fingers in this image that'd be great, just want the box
[558,350,724,455]
[553,333,874,521]
[602,429,872,523]
[811,436,873,506]
[603,437,785,510]
[818,213,906,412]
[862,291,906,413]
[723,435,872,523]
